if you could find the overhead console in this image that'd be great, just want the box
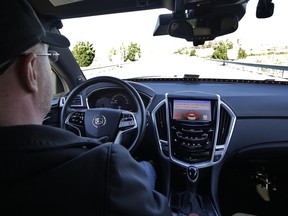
[165,91,236,169]
[153,0,247,46]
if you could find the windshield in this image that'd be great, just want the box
[60,0,288,81]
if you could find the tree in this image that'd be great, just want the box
[238,47,248,59]
[190,49,196,56]
[126,42,141,62]
[108,47,117,62]
[174,47,190,55]
[72,41,95,67]
[120,43,127,62]
[211,40,233,60]
[109,42,142,62]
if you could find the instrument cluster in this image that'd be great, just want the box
[87,88,150,112]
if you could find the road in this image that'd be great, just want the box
[83,55,288,81]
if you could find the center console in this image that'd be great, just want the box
[155,91,236,216]
[164,91,235,169]
[168,97,217,167]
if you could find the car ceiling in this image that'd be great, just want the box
[28,0,248,20]
[28,0,170,19]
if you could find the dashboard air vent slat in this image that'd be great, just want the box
[217,106,232,145]
[71,95,83,106]
[155,104,168,141]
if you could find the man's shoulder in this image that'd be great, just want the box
[0,124,92,150]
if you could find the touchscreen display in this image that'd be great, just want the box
[172,99,212,121]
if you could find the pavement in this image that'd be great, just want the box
[82,54,288,81]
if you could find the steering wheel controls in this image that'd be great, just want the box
[119,113,136,128]
[68,111,84,126]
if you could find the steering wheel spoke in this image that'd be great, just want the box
[118,111,137,129]
[114,111,138,144]
[66,111,85,127]
[64,110,86,136]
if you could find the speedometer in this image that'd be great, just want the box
[111,93,131,110]
[94,97,112,108]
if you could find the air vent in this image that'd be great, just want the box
[59,94,83,107]
[155,103,168,141]
[71,95,83,107]
[217,105,232,145]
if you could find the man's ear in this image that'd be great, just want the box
[18,53,38,93]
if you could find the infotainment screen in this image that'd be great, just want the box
[172,99,212,122]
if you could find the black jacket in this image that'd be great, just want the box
[0,125,172,216]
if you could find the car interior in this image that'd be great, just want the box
[26,0,287,215]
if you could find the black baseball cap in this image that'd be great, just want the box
[0,0,70,65]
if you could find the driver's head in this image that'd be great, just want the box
[0,0,70,67]
[0,0,70,126]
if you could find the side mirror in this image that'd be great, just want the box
[168,14,239,46]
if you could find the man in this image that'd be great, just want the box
[0,1,172,215]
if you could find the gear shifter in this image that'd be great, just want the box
[187,166,199,196]
[175,166,208,216]
[187,166,199,183]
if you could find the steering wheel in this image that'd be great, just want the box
[60,76,146,152]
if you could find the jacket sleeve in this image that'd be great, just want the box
[105,143,173,216]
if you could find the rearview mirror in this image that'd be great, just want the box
[168,14,239,46]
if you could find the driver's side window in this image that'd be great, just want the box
[51,71,65,96]
[43,71,66,127]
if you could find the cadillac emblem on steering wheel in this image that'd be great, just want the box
[92,115,106,128]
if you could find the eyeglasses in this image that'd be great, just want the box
[0,50,60,76]
[36,50,60,63]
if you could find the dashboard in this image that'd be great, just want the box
[67,79,288,167]
[46,78,288,216]
[58,79,288,155]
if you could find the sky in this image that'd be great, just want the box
[221,0,288,47]
[60,0,288,57]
